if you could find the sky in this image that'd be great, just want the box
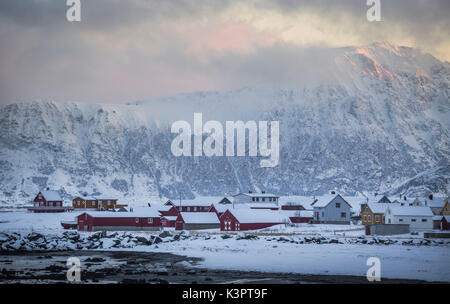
[0,0,449,105]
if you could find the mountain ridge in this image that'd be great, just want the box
[0,43,449,205]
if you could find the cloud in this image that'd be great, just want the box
[0,0,449,104]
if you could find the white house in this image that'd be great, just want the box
[385,206,434,230]
[312,194,352,224]
[233,192,279,205]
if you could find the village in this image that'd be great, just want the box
[26,188,450,236]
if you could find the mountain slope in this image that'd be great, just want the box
[0,43,449,205]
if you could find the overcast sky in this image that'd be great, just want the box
[0,0,449,104]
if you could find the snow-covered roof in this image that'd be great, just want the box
[425,197,447,208]
[213,204,231,213]
[444,216,450,222]
[179,212,219,224]
[233,192,279,198]
[432,215,443,221]
[386,206,433,217]
[226,209,283,223]
[312,194,351,208]
[157,205,173,212]
[40,190,62,201]
[84,207,160,218]
[367,203,392,214]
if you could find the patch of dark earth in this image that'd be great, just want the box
[0,250,439,284]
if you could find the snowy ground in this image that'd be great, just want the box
[1,211,449,283]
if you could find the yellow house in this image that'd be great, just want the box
[361,203,391,225]
[441,199,450,215]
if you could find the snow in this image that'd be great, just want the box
[179,212,220,224]
[150,237,450,282]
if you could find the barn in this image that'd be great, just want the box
[28,190,73,213]
[220,209,284,231]
[77,208,162,231]
[175,212,220,230]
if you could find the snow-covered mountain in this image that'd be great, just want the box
[0,42,449,206]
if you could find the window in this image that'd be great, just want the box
[336,203,341,208]
[256,197,259,202]
[368,215,371,222]
[375,215,380,222]
[187,207,190,211]
[148,218,153,224]
[252,197,255,202]
[193,207,197,212]
[341,212,346,218]
[363,215,367,222]
[411,218,416,222]
[421,219,427,222]
[262,198,265,202]
[399,218,403,222]
[135,218,139,223]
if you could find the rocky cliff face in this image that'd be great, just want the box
[0,43,449,206]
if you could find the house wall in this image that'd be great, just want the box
[313,196,350,224]
[77,214,161,231]
[385,214,433,230]
[178,206,210,212]
[441,218,450,230]
[182,223,220,230]
[442,202,450,215]
[289,217,313,223]
[233,194,279,204]
[368,224,410,236]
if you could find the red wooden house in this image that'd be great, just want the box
[441,216,450,230]
[77,208,162,231]
[220,209,283,231]
[28,190,73,213]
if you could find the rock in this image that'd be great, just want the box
[27,232,44,242]
[85,257,106,263]
[153,237,163,244]
[221,234,232,239]
[136,236,151,245]
[159,231,172,238]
